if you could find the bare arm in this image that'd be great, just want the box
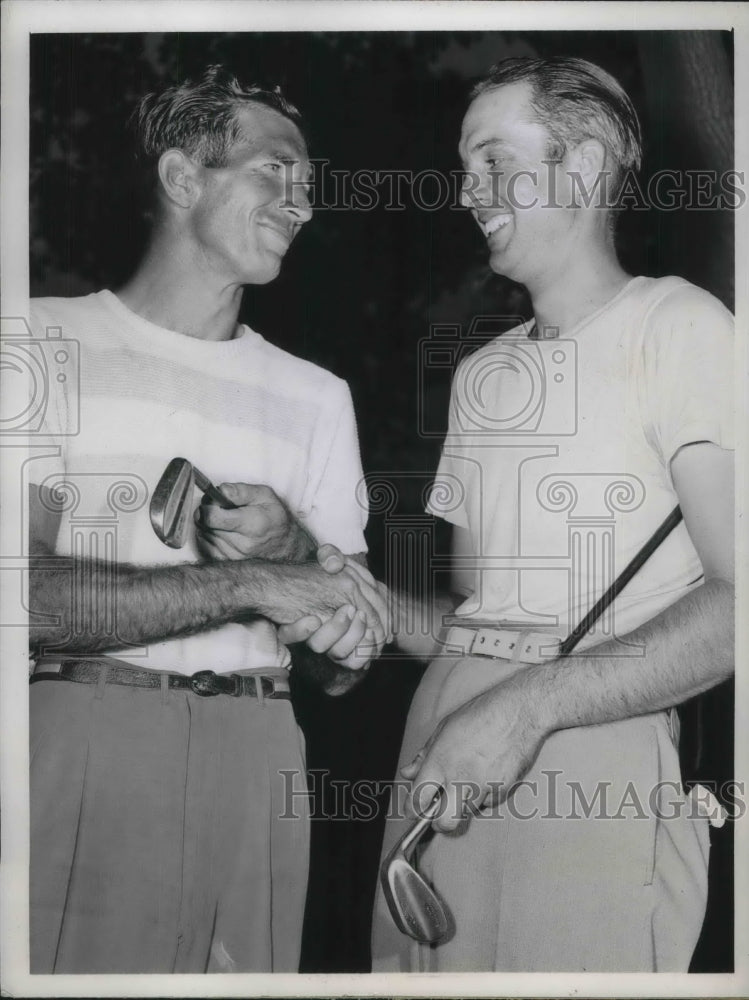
[29,483,386,657]
[383,525,470,660]
[533,442,734,730]
[406,443,735,828]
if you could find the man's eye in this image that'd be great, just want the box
[265,162,282,172]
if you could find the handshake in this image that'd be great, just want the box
[195,481,391,672]
[278,545,391,671]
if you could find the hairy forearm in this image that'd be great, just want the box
[29,550,351,656]
[523,579,734,737]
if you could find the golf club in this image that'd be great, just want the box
[150,456,238,548]
[381,504,683,944]
[380,789,452,944]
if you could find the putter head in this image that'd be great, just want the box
[380,791,453,944]
[150,457,195,549]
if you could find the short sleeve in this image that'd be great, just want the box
[425,359,476,529]
[302,380,368,554]
[639,284,734,468]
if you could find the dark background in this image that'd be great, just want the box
[30,30,735,972]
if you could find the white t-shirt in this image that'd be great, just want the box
[427,276,734,648]
[28,290,367,672]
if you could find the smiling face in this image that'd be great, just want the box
[459,81,578,289]
[189,103,312,286]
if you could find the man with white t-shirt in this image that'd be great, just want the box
[27,66,387,974]
[369,57,734,971]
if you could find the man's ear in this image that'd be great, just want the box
[566,138,607,206]
[157,149,202,209]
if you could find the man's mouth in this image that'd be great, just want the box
[480,213,513,238]
[259,222,293,248]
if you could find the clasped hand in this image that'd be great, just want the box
[279,545,391,670]
[195,482,389,670]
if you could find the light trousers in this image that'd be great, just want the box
[371,654,709,972]
[31,670,309,973]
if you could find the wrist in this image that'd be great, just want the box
[504,661,558,739]
[239,559,292,621]
[283,521,317,562]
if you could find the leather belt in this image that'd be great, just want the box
[30,658,291,700]
[443,625,561,664]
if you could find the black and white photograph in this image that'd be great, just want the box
[1,1,746,996]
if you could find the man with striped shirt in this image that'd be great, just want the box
[27,66,387,974]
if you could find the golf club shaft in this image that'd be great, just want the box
[193,466,239,509]
[399,791,444,854]
[559,505,683,656]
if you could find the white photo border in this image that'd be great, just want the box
[2,2,747,997]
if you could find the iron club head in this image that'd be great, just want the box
[380,788,453,944]
[150,457,238,549]
[149,457,196,549]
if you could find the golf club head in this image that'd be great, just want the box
[380,790,453,944]
[381,855,453,944]
[150,457,196,549]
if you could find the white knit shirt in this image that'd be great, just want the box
[28,290,367,672]
[427,276,734,646]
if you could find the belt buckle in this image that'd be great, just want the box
[263,675,282,699]
[190,669,222,697]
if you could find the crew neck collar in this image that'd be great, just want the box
[97,289,261,359]
[526,276,647,341]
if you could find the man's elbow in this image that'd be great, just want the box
[702,576,735,679]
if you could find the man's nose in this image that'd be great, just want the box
[460,170,499,211]
[281,181,313,223]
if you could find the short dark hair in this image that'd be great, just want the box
[471,56,642,186]
[131,64,303,170]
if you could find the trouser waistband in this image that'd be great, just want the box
[30,657,291,700]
